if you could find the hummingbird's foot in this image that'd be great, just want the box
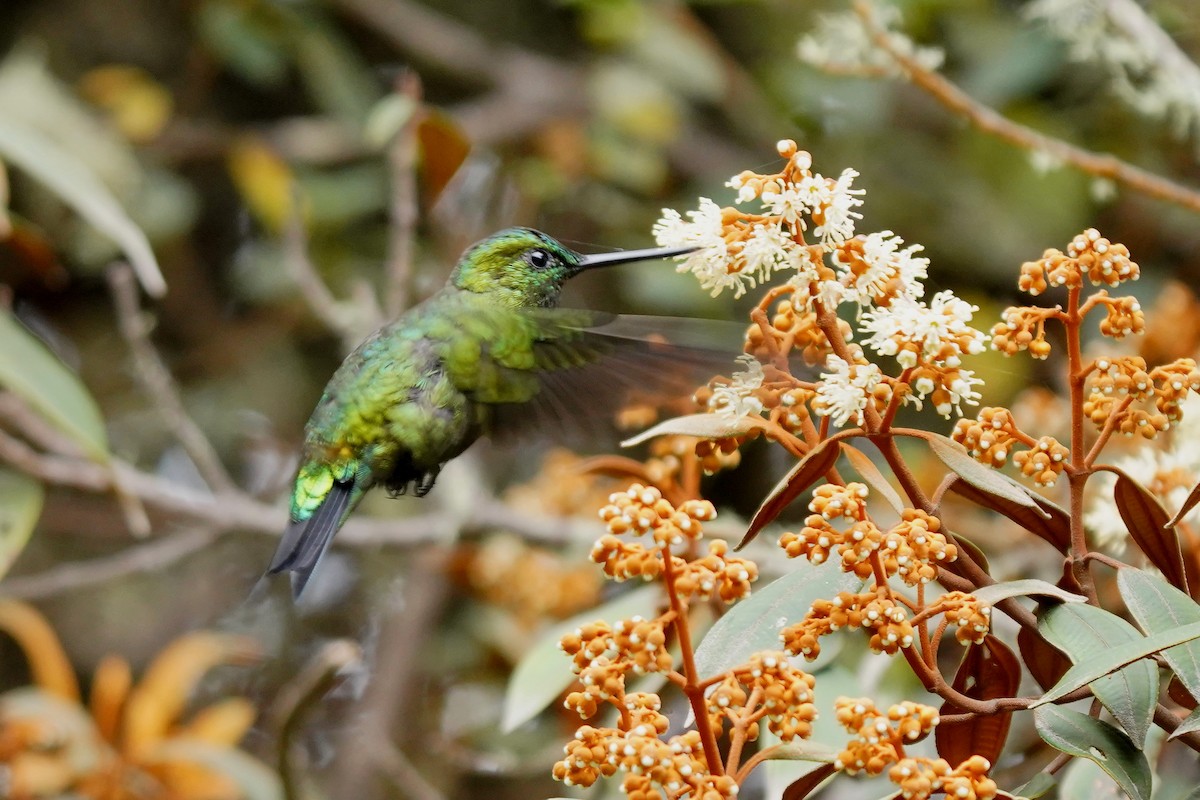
[414,471,437,497]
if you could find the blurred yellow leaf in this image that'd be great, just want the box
[78,65,174,143]
[227,137,302,233]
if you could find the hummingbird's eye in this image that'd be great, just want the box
[527,248,552,270]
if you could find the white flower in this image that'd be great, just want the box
[814,168,865,247]
[797,8,945,77]
[936,370,984,418]
[653,199,743,297]
[816,355,881,427]
[740,224,794,285]
[762,185,810,229]
[727,173,759,204]
[860,291,987,368]
[709,354,767,419]
[839,231,929,307]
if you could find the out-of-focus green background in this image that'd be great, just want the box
[2,0,1200,798]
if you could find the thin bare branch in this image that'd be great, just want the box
[383,72,422,319]
[853,0,1200,214]
[107,263,237,494]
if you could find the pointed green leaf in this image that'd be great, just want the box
[693,564,863,679]
[0,119,164,296]
[0,467,43,580]
[1117,567,1200,699]
[1035,620,1200,706]
[1010,772,1057,800]
[1037,604,1157,745]
[0,309,109,461]
[621,412,762,447]
[971,579,1086,607]
[925,433,1046,515]
[1034,706,1150,800]
[502,584,660,732]
[1171,706,1200,740]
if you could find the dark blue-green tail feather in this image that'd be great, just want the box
[268,477,356,599]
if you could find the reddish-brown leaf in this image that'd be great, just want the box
[1111,468,1188,591]
[948,477,1070,554]
[781,763,838,800]
[738,438,841,550]
[1168,676,1198,710]
[1018,624,1072,691]
[841,443,904,513]
[417,111,471,207]
[936,635,1021,765]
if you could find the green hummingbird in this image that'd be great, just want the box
[267,227,698,598]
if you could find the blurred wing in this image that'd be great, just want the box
[481,310,751,446]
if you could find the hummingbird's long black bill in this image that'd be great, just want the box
[577,244,698,270]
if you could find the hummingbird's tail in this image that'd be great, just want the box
[268,476,356,599]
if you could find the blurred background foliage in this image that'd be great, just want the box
[2,0,1200,798]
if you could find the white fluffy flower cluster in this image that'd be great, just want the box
[816,355,883,427]
[797,7,944,78]
[708,354,767,420]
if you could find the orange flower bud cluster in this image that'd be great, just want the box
[951,408,1020,467]
[1081,356,1200,439]
[676,540,758,603]
[746,298,846,366]
[780,485,955,587]
[833,698,939,774]
[781,588,915,659]
[1011,435,1070,487]
[882,509,957,586]
[935,592,992,645]
[706,652,818,742]
[829,699,996,799]
[888,756,998,800]
[1017,229,1138,297]
[553,719,734,799]
[1097,295,1144,339]
[990,307,1054,359]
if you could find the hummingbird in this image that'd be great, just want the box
[266,227,699,598]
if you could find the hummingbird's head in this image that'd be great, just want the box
[451,227,697,307]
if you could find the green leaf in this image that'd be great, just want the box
[1037,603,1158,745]
[0,467,43,580]
[502,584,660,732]
[924,433,1046,515]
[693,564,863,679]
[0,119,164,296]
[0,308,109,461]
[1010,772,1057,800]
[1117,567,1200,700]
[971,579,1086,607]
[1036,619,1200,706]
[621,412,762,447]
[1171,706,1200,740]
[1034,706,1150,800]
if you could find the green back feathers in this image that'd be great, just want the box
[451,228,581,307]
